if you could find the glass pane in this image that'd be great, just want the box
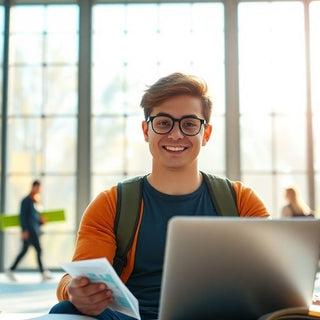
[93,4,125,32]
[240,115,272,172]
[46,34,78,64]
[42,175,76,231]
[10,6,44,32]
[156,4,192,70]
[6,176,41,214]
[126,115,152,175]
[158,4,191,33]
[310,1,320,114]
[45,66,78,115]
[7,118,42,173]
[8,66,43,116]
[238,2,306,115]
[0,5,4,33]
[44,117,76,173]
[46,5,78,32]
[92,174,125,202]
[9,34,43,64]
[92,117,125,173]
[275,115,306,172]
[199,115,225,173]
[242,174,273,215]
[126,4,158,33]
[92,65,127,115]
[92,5,126,67]
[42,233,76,268]
[123,68,158,115]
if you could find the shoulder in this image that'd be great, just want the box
[81,186,117,226]
[21,195,31,204]
[230,180,270,218]
[20,196,32,212]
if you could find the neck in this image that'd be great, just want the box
[29,192,38,202]
[147,166,202,195]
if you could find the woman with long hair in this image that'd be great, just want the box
[282,186,314,218]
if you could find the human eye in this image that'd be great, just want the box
[155,117,172,128]
[182,118,199,128]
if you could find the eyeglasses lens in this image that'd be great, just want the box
[152,116,201,136]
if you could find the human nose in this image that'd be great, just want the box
[168,120,184,139]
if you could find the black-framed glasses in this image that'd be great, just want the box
[146,114,206,136]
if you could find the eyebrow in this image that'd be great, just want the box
[154,112,200,119]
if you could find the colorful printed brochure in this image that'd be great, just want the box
[60,258,141,320]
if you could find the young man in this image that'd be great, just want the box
[50,73,269,319]
[6,180,52,281]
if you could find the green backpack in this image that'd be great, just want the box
[113,172,238,276]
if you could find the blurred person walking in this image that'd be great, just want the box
[282,186,314,218]
[6,180,52,281]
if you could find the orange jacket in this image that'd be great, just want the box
[56,180,269,301]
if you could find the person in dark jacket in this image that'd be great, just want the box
[6,180,52,281]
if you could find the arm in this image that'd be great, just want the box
[282,205,292,217]
[56,187,121,316]
[231,181,270,218]
[56,187,118,301]
[20,197,31,232]
[20,197,33,239]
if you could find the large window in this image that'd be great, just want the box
[4,4,78,269]
[91,3,226,196]
[238,2,309,216]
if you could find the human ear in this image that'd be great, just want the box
[202,124,212,146]
[142,121,149,142]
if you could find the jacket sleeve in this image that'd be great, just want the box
[20,198,31,232]
[56,186,118,301]
[231,181,270,218]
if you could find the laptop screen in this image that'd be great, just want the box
[159,217,320,320]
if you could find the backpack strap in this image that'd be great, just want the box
[113,176,144,276]
[113,173,238,276]
[201,172,238,216]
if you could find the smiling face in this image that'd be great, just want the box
[142,95,212,172]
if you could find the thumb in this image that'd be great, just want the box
[69,276,90,289]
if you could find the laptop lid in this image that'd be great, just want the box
[158,217,320,320]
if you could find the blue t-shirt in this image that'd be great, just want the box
[126,176,218,319]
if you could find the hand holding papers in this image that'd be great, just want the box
[60,258,141,320]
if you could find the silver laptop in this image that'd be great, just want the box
[158,217,320,320]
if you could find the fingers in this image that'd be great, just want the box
[69,276,90,289]
[67,277,114,316]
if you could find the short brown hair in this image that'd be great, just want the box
[140,72,213,123]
